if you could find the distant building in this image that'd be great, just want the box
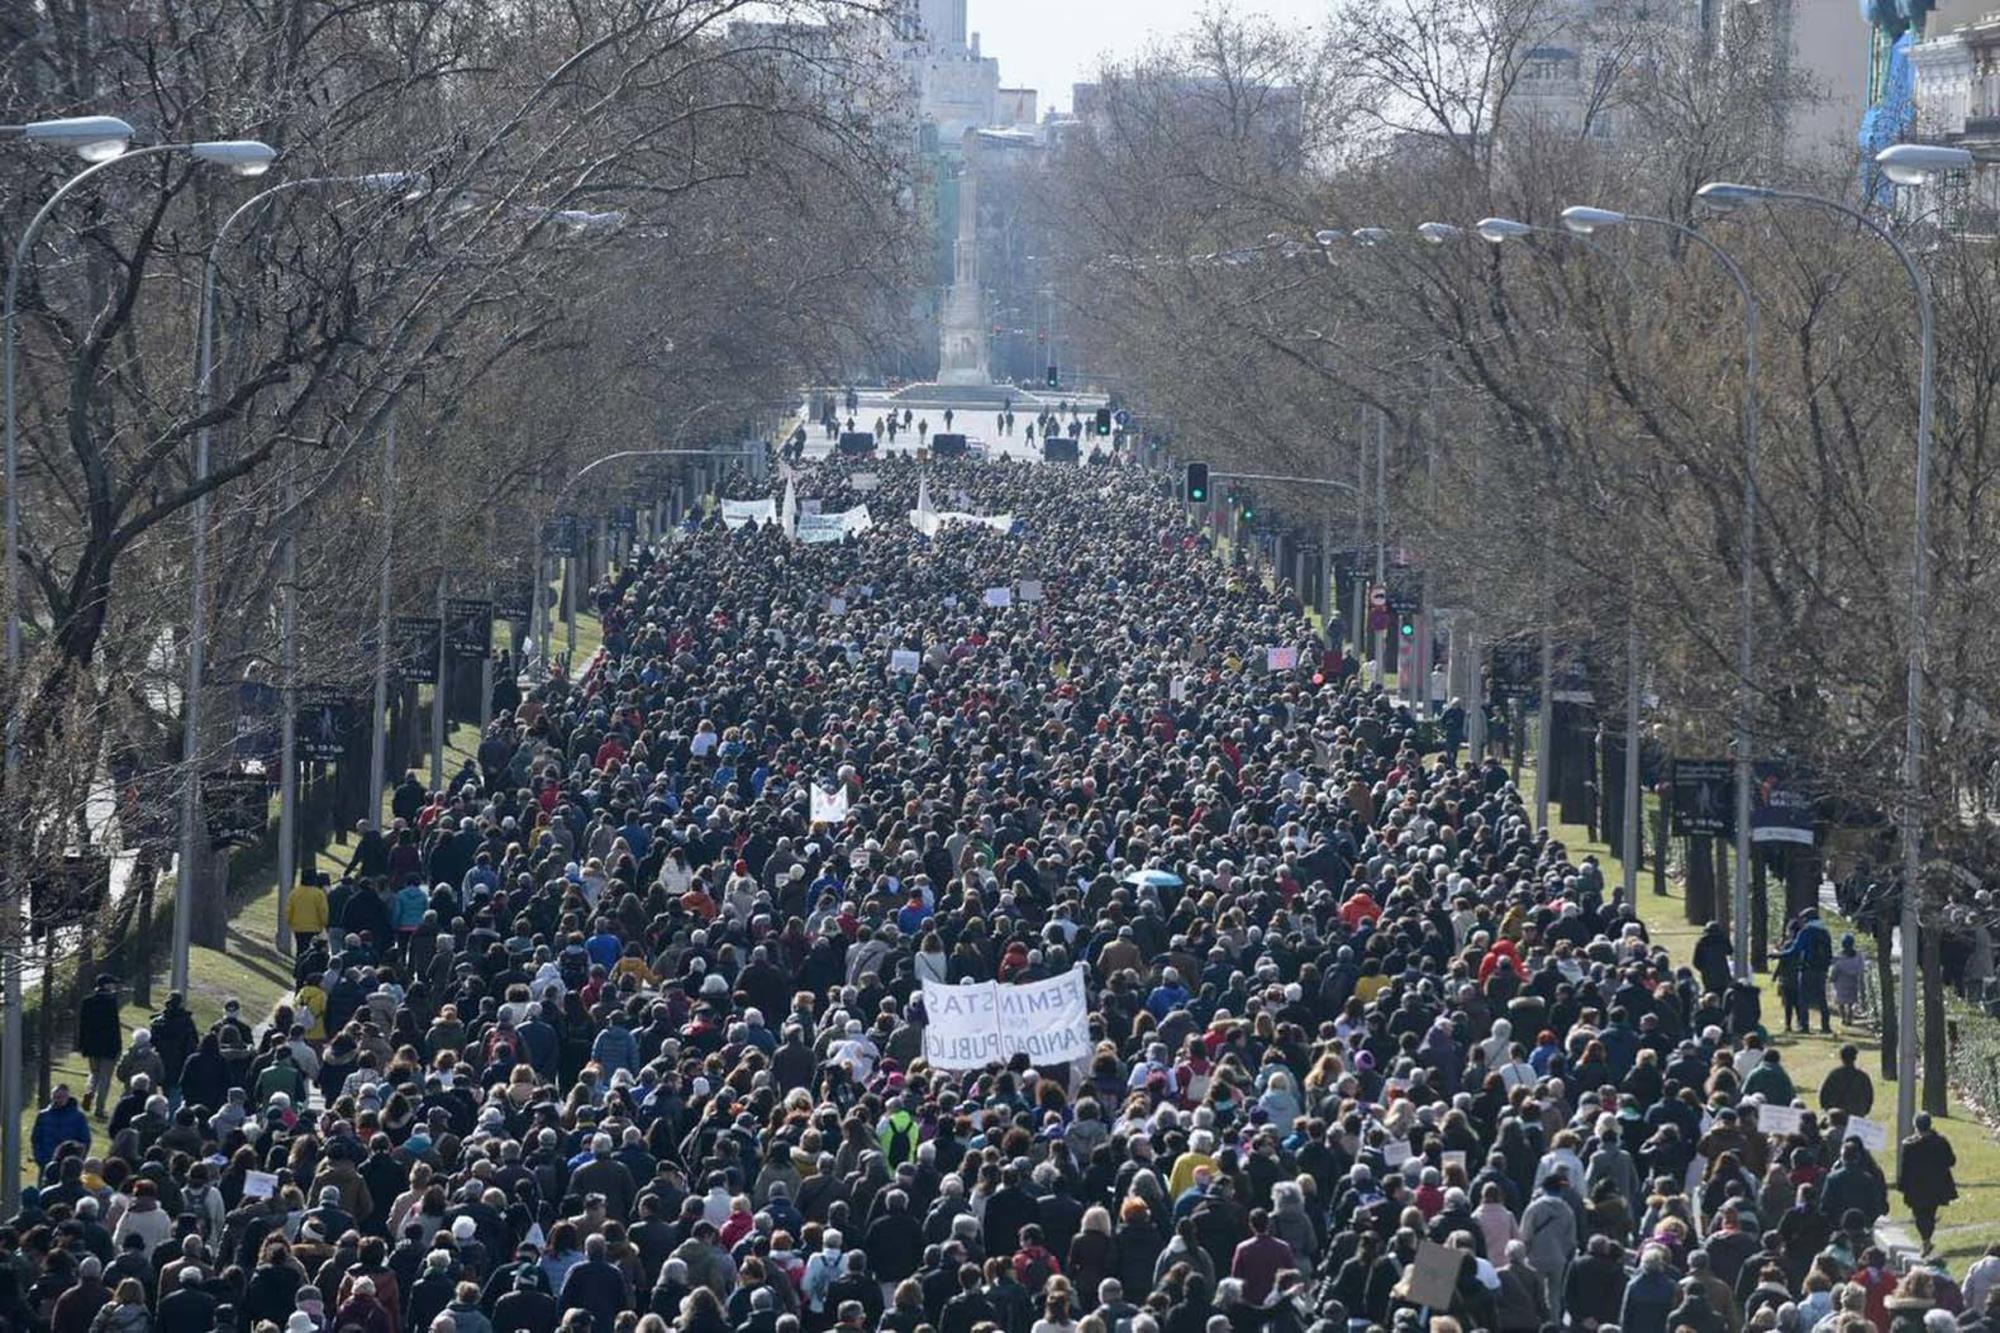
[1069,75,1305,171]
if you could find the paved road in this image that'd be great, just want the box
[794,385,1111,464]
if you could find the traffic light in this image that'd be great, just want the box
[1185,462,1209,503]
[1046,365,1059,388]
[1400,618,1417,638]
[1094,408,1112,436]
[1241,498,1256,522]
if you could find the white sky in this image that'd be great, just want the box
[967,0,1330,115]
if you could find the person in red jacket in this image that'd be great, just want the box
[1230,1209,1297,1307]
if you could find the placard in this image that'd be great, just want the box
[1845,1116,1888,1151]
[828,597,847,616]
[1383,1139,1412,1168]
[849,472,880,492]
[1759,1105,1804,1137]
[243,1170,278,1199]
[1267,646,1299,672]
[1402,1240,1463,1309]
[921,967,1093,1070]
[811,785,849,825]
[721,498,777,529]
[983,587,1013,608]
[890,649,922,675]
[1018,580,1044,604]
[1441,1150,1467,1173]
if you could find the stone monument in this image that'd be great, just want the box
[936,158,990,387]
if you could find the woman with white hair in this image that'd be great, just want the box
[1270,1180,1319,1264]
[1257,1069,1301,1129]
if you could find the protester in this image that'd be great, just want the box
[9,452,1976,1333]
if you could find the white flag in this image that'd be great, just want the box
[917,471,934,517]
[780,476,798,539]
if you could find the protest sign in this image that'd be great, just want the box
[921,966,1092,1069]
[1845,1116,1888,1151]
[798,506,873,543]
[1267,645,1299,672]
[243,1171,278,1199]
[1383,1139,1412,1168]
[1402,1241,1462,1309]
[810,784,849,825]
[984,586,1013,608]
[1759,1105,1804,1137]
[890,648,921,675]
[849,472,880,492]
[828,596,847,616]
[1018,580,1044,603]
[720,498,776,529]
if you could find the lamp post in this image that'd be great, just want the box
[4,123,273,1204]
[1696,167,1937,1156]
[191,171,422,959]
[1562,203,1760,936]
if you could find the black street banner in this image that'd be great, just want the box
[1489,642,1539,701]
[395,615,442,684]
[545,516,580,556]
[234,681,280,766]
[1671,758,1736,837]
[295,686,356,762]
[1751,761,1818,846]
[1384,567,1423,614]
[494,578,535,622]
[203,772,270,849]
[446,598,494,660]
[607,511,636,535]
[29,853,110,936]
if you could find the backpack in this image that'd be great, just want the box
[880,1111,918,1167]
[1014,1245,1060,1293]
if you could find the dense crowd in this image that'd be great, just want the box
[20,450,1980,1333]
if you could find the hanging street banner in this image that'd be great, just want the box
[1489,642,1539,701]
[544,516,580,555]
[920,966,1093,1069]
[203,773,271,849]
[1751,761,1818,846]
[1384,567,1424,614]
[395,615,442,684]
[29,853,110,937]
[494,578,536,622]
[234,681,281,766]
[447,598,494,660]
[1671,758,1736,837]
[295,686,357,762]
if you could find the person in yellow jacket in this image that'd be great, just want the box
[286,873,329,954]
[295,978,328,1043]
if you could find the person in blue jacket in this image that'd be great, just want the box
[32,1084,89,1167]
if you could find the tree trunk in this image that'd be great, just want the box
[1923,921,1949,1114]
[1653,799,1670,897]
[1784,845,1821,923]
[1686,835,1716,924]
[1876,912,1898,1081]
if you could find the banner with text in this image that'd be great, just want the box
[720,498,777,530]
[921,966,1093,1069]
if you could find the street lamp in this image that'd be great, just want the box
[1562,203,1760,926]
[180,171,424,972]
[2,123,275,1207]
[0,115,136,162]
[1876,143,1974,186]
[1700,172,1933,1157]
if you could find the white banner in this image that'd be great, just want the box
[909,509,1016,537]
[798,505,873,543]
[849,472,880,492]
[1845,1115,1888,1151]
[921,966,1092,1069]
[800,499,823,516]
[1758,1104,1804,1138]
[983,586,1013,608]
[721,498,776,529]
[811,784,849,825]
[1018,580,1044,603]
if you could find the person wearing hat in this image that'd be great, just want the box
[77,976,123,1119]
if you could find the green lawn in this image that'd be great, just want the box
[1516,753,2000,1268]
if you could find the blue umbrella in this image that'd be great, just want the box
[1122,869,1183,889]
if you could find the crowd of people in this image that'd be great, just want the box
[17,449,1984,1333]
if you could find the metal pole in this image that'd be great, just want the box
[173,359,211,999]
[276,445,297,953]
[1468,623,1487,764]
[369,414,396,823]
[1536,623,1554,832]
[1374,407,1387,680]
[1623,614,1641,903]
[531,519,547,675]
[431,572,446,794]
[1353,405,1367,656]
